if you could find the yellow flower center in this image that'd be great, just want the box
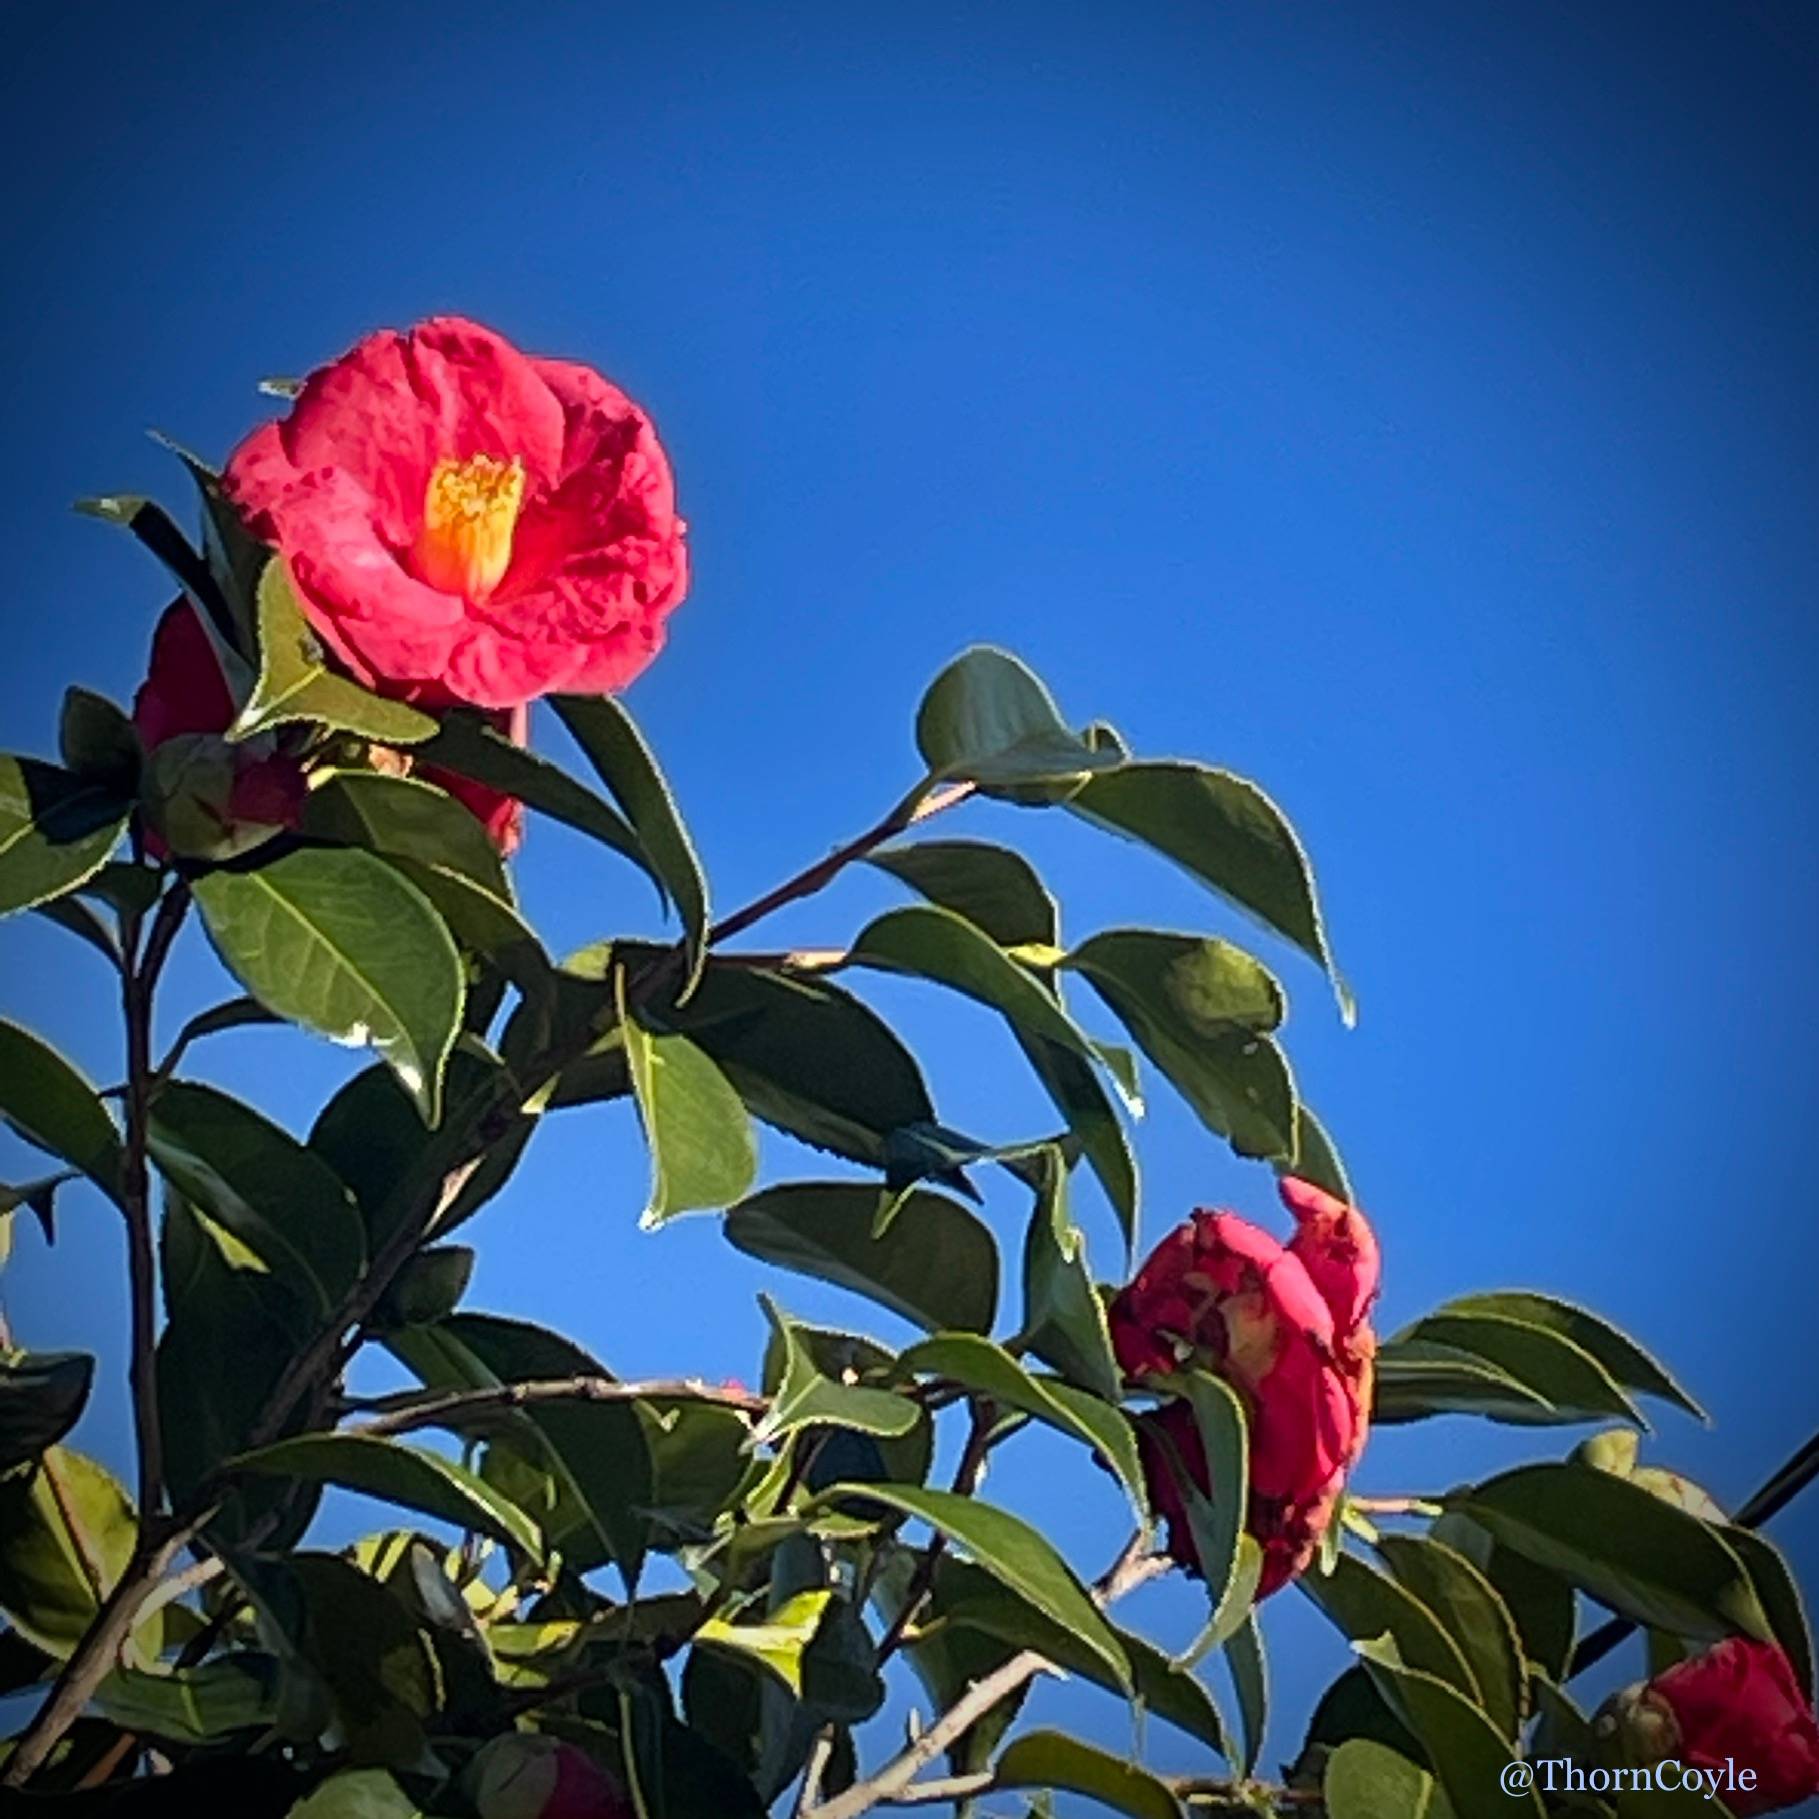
[415,453,525,600]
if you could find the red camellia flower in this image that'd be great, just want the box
[222,316,688,711]
[1108,1176,1380,1597]
[132,600,307,859]
[1609,1639,1819,1816]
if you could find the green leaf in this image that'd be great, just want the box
[415,708,655,884]
[1169,1371,1254,1631]
[1282,1103,1353,1202]
[0,1172,70,1268]
[285,1771,425,1818]
[0,1447,139,1658]
[147,1080,365,1312]
[1357,1636,1544,1816]
[1068,928,1295,1162]
[0,756,129,919]
[1376,1533,1528,1740]
[193,847,464,1121]
[157,436,265,653]
[385,1313,652,1581]
[58,687,141,792]
[80,860,161,917]
[93,1656,280,1744]
[300,771,546,977]
[75,492,244,654]
[639,1399,762,1548]
[1018,1150,1122,1400]
[1303,1550,1479,1705]
[993,1731,1183,1819]
[31,894,123,966]
[624,1010,758,1227]
[232,559,438,744]
[869,839,1060,949]
[818,1481,1130,1690]
[1452,1463,1770,1643]
[0,1353,93,1474]
[231,1432,545,1561]
[915,646,1120,792]
[373,1244,475,1330]
[696,1587,833,1696]
[1068,762,1347,1012]
[553,696,710,994]
[850,904,1136,1248]
[1324,1738,1457,1818]
[1396,1311,1644,1425]
[1723,1524,1814,1699]
[725,1182,998,1333]
[1372,1337,1561,1425]
[0,1019,123,1204]
[1224,1609,1268,1775]
[755,1300,922,1447]
[1439,1291,1704,1421]
[895,1333,1147,1519]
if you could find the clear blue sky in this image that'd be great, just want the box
[3,0,1816,1803]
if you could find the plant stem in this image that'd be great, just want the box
[346,1374,769,1437]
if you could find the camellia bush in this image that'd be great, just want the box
[2,318,1817,1818]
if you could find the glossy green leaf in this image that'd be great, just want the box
[1281,1103,1353,1201]
[819,1481,1130,1690]
[1225,1609,1268,1775]
[554,695,710,993]
[0,1019,123,1204]
[624,1011,757,1226]
[232,559,437,744]
[1303,1550,1479,1705]
[1376,1532,1528,1740]
[1172,1371,1253,1630]
[1324,1738,1457,1818]
[896,1333,1146,1519]
[1723,1523,1814,1698]
[850,903,1136,1246]
[993,1731,1183,1819]
[696,1587,833,1695]
[301,770,545,975]
[0,756,130,919]
[1358,1636,1544,1816]
[194,846,464,1121]
[0,1353,93,1475]
[1068,761,1346,1011]
[414,708,655,884]
[755,1300,921,1446]
[726,1181,997,1333]
[869,838,1060,948]
[93,1656,280,1743]
[1067,929,1297,1161]
[232,1432,545,1560]
[1019,1150,1122,1400]
[148,1080,364,1311]
[915,646,1119,791]
[1398,1311,1644,1425]
[1372,1336,1560,1424]
[1440,1291,1704,1421]
[1452,1463,1769,1643]
[0,1447,139,1658]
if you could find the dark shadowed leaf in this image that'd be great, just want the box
[1358,1637,1544,1816]
[1225,1610,1268,1775]
[726,1182,997,1333]
[232,1432,545,1560]
[194,847,464,1121]
[0,757,130,919]
[818,1481,1129,1690]
[31,894,122,966]
[58,688,141,792]
[0,1353,93,1474]
[554,695,709,993]
[148,1080,364,1311]
[1452,1463,1769,1643]
[0,1019,123,1204]
[869,839,1060,949]
[624,1010,757,1227]
[1018,1151,1121,1400]
[231,560,437,744]
[1067,929,1296,1162]
[1723,1524,1814,1698]
[1068,762,1347,1013]
[1372,1337,1560,1425]
[1395,1311,1644,1426]
[993,1731,1183,1819]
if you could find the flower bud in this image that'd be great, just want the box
[468,1734,632,1819]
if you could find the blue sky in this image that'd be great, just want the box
[3,0,1817,1803]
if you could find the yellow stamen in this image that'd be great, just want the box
[415,453,525,600]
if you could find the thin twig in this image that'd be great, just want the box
[810,1535,1168,1819]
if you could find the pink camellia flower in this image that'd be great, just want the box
[222,317,687,711]
[132,600,306,860]
[468,1734,633,1819]
[1602,1639,1819,1816]
[1108,1176,1379,1597]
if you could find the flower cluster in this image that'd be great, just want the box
[1108,1176,1379,1597]
[131,317,686,858]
